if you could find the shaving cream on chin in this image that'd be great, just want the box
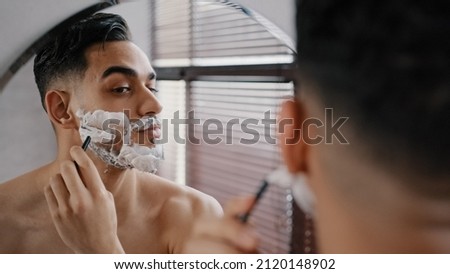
[76,109,163,173]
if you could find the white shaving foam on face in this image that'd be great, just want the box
[76,109,163,173]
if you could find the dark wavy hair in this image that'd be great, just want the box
[34,13,130,110]
[296,0,450,197]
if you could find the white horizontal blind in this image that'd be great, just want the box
[151,0,192,63]
[191,1,293,60]
[151,0,295,66]
[187,80,293,253]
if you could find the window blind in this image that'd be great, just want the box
[151,0,294,66]
[151,0,191,62]
[187,80,293,253]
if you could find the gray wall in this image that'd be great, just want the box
[0,61,56,182]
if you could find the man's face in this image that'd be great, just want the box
[75,41,162,148]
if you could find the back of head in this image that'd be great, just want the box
[34,13,130,111]
[296,0,450,198]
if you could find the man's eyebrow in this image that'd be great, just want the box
[102,66,136,79]
[101,66,157,80]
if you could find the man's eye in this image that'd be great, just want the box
[148,87,159,93]
[112,87,131,94]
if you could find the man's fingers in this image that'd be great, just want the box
[44,183,58,213]
[223,196,255,218]
[183,237,248,254]
[48,174,70,212]
[70,146,105,192]
[221,219,259,252]
[192,196,259,252]
[194,215,259,252]
[60,160,87,195]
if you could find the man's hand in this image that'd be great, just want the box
[44,146,124,253]
[182,197,260,253]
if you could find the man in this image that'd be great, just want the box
[14,0,449,254]
[184,0,450,253]
[0,13,221,253]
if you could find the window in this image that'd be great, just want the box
[156,80,187,185]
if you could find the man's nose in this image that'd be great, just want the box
[136,85,163,116]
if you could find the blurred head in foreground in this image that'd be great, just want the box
[278,0,450,252]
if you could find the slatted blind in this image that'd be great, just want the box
[191,1,292,60]
[187,80,293,253]
[151,0,191,64]
[151,0,294,66]
[151,0,298,253]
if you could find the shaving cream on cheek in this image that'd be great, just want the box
[76,109,163,173]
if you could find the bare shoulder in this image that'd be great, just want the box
[0,183,15,252]
[136,171,223,253]
[137,171,223,218]
[0,175,26,215]
[0,168,78,253]
[0,181,13,217]
[0,173,41,252]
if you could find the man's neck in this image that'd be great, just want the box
[82,149,140,210]
[315,183,450,253]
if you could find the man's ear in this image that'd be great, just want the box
[45,90,77,129]
[278,98,308,173]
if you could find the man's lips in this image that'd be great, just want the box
[136,126,162,144]
[145,127,162,139]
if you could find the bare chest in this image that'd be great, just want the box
[116,216,171,254]
[0,218,172,254]
[0,217,72,254]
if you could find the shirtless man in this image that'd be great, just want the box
[0,13,221,253]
